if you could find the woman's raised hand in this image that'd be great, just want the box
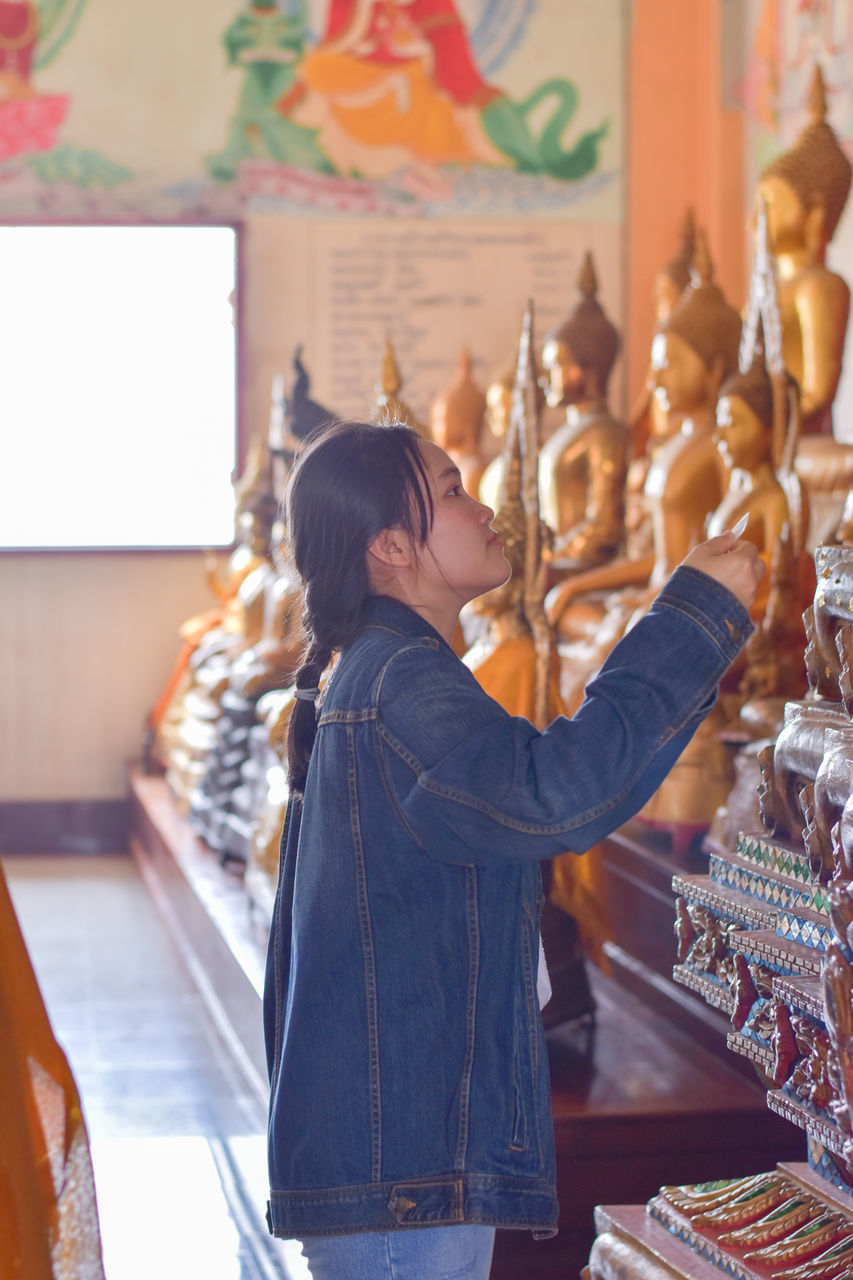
[681,529,764,611]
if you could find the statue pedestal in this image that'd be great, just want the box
[588,1163,853,1280]
[586,1201,725,1280]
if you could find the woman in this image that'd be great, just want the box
[264,419,761,1279]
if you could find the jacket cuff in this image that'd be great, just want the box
[655,564,755,664]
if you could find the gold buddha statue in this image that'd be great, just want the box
[630,207,696,461]
[707,360,791,562]
[149,438,281,765]
[430,347,489,499]
[623,213,697,560]
[372,336,426,435]
[615,358,808,848]
[464,338,561,720]
[642,210,812,846]
[479,356,544,513]
[643,233,742,581]
[537,251,629,573]
[654,207,697,324]
[759,64,852,436]
[545,230,741,682]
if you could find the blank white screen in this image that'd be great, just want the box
[0,224,237,548]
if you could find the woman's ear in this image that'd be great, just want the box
[367,526,413,570]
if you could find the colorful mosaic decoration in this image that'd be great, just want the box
[662,545,853,1271]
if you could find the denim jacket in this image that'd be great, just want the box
[264,566,752,1240]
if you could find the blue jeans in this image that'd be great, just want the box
[286,1225,496,1279]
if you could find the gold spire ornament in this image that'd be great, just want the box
[373,336,426,436]
[513,300,552,731]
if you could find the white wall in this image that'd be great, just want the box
[0,552,213,800]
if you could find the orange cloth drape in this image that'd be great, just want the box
[0,861,105,1279]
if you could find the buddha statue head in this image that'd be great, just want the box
[485,358,544,442]
[542,251,620,410]
[430,348,487,456]
[654,208,695,323]
[485,366,514,442]
[233,438,279,555]
[715,358,774,475]
[759,64,852,263]
[650,230,742,424]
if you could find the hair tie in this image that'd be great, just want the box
[294,686,320,702]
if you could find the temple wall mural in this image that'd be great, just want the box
[0,0,622,223]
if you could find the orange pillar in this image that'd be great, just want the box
[626,0,746,411]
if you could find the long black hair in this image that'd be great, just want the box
[285,420,433,795]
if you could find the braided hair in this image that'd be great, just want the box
[285,420,433,795]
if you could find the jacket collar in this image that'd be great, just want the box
[360,594,450,648]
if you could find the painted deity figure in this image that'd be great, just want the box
[208,0,333,181]
[0,0,38,98]
[285,0,505,178]
[758,64,852,435]
[538,251,628,573]
[280,0,608,182]
[430,348,488,499]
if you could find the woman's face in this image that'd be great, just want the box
[416,440,511,607]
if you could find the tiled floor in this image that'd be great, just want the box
[3,853,308,1280]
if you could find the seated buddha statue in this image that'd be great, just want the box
[707,359,791,572]
[148,438,281,764]
[430,347,489,498]
[630,207,696,462]
[190,517,305,859]
[537,251,629,574]
[171,509,304,848]
[759,64,852,437]
[639,356,812,843]
[545,231,741,704]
